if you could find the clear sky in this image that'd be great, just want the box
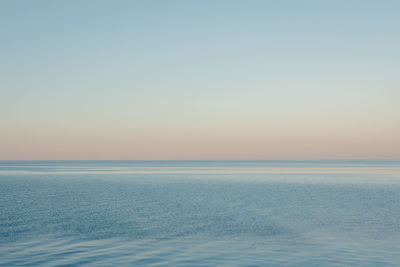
[1,0,399,160]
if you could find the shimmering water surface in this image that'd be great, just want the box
[1,160,400,266]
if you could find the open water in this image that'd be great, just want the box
[1,160,400,266]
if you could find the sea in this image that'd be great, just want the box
[1,160,400,266]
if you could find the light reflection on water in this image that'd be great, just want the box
[1,161,400,266]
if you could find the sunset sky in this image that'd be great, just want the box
[1,0,399,160]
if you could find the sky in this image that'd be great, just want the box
[1,0,399,160]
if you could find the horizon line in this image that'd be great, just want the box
[1,159,399,162]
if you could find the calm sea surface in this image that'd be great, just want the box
[1,160,400,266]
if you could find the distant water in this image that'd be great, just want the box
[1,160,400,266]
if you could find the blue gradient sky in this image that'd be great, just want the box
[1,0,399,160]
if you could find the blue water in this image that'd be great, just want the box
[1,161,400,266]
